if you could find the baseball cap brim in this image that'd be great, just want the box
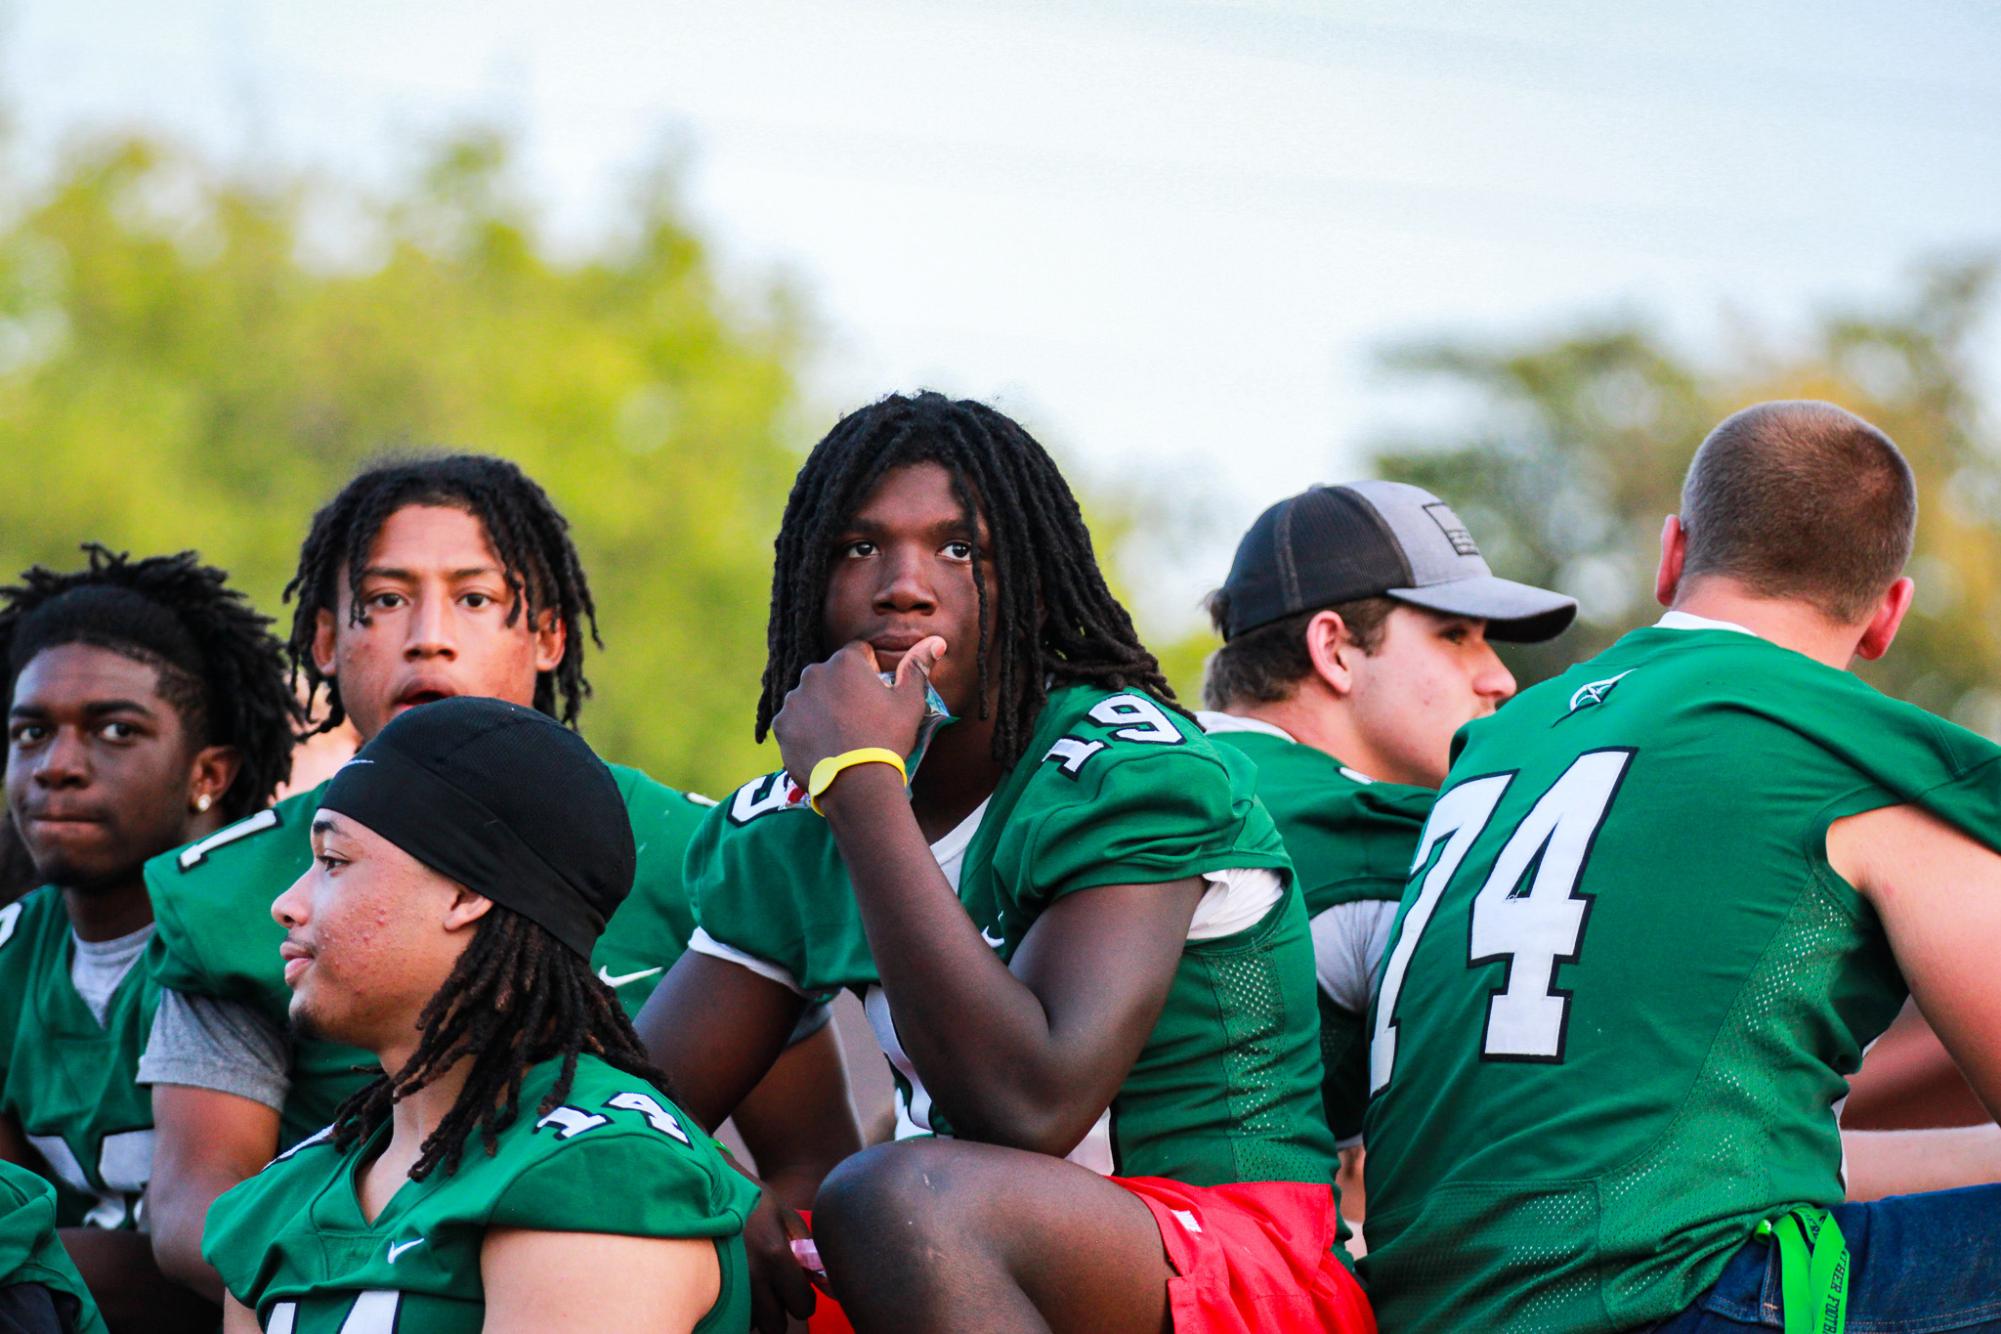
[1387,576,1578,643]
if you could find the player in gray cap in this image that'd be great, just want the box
[1199,481,1575,1231]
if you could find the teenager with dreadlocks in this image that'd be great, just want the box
[0,546,299,1332]
[202,697,756,1332]
[141,454,860,1302]
[638,391,1374,1334]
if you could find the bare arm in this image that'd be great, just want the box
[634,953,818,1334]
[480,1228,719,1334]
[728,1021,862,1211]
[820,761,1201,1155]
[1828,802,2001,1119]
[222,1294,260,1334]
[1844,1123,2001,1202]
[635,951,806,1136]
[58,1228,217,1333]
[147,1086,281,1302]
[772,639,1202,1156]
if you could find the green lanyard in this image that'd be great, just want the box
[1756,1207,1850,1334]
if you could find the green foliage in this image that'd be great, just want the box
[0,133,810,793]
[1361,260,2001,733]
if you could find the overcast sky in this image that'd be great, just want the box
[5,0,1997,626]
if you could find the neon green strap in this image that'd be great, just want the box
[1755,1207,1850,1334]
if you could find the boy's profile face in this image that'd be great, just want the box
[274,809,485,1051]
[314,504,565,743]
[821,461,995,718]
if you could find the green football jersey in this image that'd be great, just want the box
[1202,719,1433,1145]
[203,1055,756,1333]
[0,888,159,1229]
[1361,622,2001,1332]
[0,1160,108,1334]
[145,765,712,1145]
[691,685,1338,1190]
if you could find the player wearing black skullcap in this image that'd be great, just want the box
[140,454,861,1304]
[202,698,756,1333]
[0,545,300,1333]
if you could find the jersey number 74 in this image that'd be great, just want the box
[1370,748,1635,1094]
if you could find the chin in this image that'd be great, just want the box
[22,849,123,893]
[286,994,343,1049]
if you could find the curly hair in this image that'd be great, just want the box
[284,454,601,733]
[0,545,301,820]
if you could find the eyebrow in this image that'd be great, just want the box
[357,565,504,583]
[839,517,986,541]
[310,816,341,838]
[8,699,156,721]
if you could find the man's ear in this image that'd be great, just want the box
[1655,515,1687,609]
[442,887,495,933]
[187,744,242,819]
[313,607,340,677]
[1855,575,1915,662]
[1303,610,1357,698]
[531,608,566,675]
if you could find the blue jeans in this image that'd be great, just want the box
[1652,1184,2001,1332]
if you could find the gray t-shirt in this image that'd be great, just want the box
[135,989,290,1111]
[69,924,152,1028]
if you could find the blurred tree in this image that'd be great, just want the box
[0,132,814,793]
[1353,260,2001,731]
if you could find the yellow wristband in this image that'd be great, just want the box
[806,747,908,816]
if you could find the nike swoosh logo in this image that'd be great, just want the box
[387,1238,424,1263]
[597,965,665,988]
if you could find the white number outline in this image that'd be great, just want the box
[728,772,799,825]
[1369,749,1636,1095]
[1086,694,1182,744]
[1467,748,1634,1064]
[1369,773,1512,1095]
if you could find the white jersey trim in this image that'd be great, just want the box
[1194,710,1296,742]
[1655,610,1759,637]
[685,927,811,997]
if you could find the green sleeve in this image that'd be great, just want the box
[996,731,1292,916]
[1754,671,2001,870]
[0,1165,108,1334]
[1288,783,1433,915]
[592,767,714,1014]
[489,1127,757,1241]
[684,775,874,1000]
[143,788,322,1028]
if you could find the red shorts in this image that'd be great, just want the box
[794,1209,856,1334]
[1112,1176,1376,1334]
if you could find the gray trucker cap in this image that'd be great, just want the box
[1217,480,1577,643]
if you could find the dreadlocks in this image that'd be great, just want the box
[0,545,301,821]
[284,453,601,732]
[758,391,1174,767]
[329,906,661,1180]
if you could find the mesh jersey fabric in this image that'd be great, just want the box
[143,765,711,1146]
[1360,625,2001,1332]
[1202,723,1432,1145]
